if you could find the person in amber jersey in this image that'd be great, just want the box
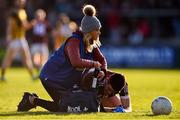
[0,0,37,81]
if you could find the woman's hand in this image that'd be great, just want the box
[94,61,101,68]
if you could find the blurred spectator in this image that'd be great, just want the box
[52,13,77,50]
[138,18,151,39]
[128,17,151,45]
[106,8,121,45]
[128,19,143,45]
[30,9,51,71]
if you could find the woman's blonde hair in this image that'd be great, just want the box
[83,32,101,52]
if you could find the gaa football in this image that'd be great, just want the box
[151,96,172,115]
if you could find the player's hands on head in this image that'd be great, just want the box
[97,71,105,81]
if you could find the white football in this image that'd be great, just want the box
[151,96,172,115]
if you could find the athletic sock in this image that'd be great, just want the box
[34,98,59,112]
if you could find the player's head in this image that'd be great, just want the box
[80,4,102,52]
[81,68,126,98]
[109,73,126,93]
[15,0,26,8]
[35,9,46,21]
[103,73,126,97]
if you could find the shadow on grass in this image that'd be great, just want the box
[0,111,155,117]
[0,111,79,117]
[132,113,157,118]
[143,113,154,116]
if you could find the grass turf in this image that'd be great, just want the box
[0,68,180,119]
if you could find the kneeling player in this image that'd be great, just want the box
[101,71,132,112]
[81,69,132,112]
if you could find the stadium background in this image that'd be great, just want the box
[0,0,180,68]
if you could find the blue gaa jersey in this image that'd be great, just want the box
[40,32,94,89]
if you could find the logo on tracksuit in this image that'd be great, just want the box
[67,106,89,113]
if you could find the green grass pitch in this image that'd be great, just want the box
[0,68,180,120]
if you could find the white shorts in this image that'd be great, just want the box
[9,39,29,50]
[7,39,31,60]
[30,43,49,57]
